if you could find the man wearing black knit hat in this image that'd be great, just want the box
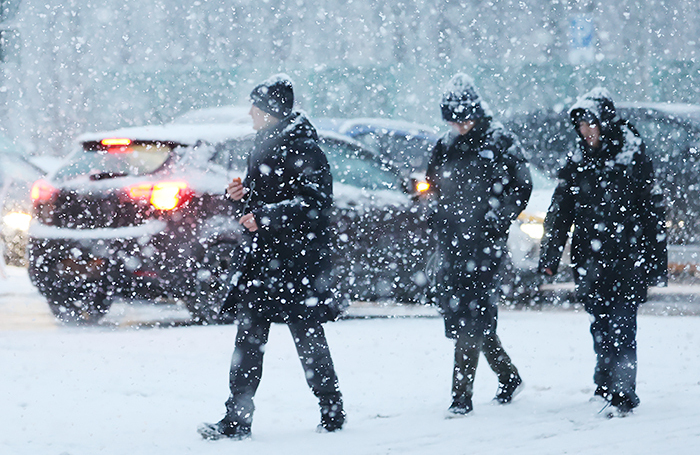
[198,74,345,440]
[425,73,532,416]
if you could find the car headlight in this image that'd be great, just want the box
[3,211,33,232]
[519,222,544,240]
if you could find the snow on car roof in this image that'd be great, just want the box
[320,117,440,138]
[170,105,252,125]
[77,122,255,145]
[618,102,700,121]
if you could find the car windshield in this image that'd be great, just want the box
[53,142,174,182]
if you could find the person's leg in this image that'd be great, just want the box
[582,281,614,401]
[288,319,345,431]
[589,309,613,399]
[607,302,639,411]
[482,331,522,403]
[451,329,482,414]
[199,315,271,439]
[225,316,271,429]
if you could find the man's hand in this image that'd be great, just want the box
[543,268,554,276]
[239,213,258,232]
[227,177,245,201]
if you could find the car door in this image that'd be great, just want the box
[319,136,432,302]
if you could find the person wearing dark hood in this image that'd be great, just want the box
[425,74,532,416]
[539,87,667,416]
[198,74,345,440]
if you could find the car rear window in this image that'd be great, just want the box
[53,142,174,182]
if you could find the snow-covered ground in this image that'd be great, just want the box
[1,266,700,455]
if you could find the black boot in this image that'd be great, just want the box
[198,418,251,441]
[594,385,611,401]
[610,392,639,416]
[447,395,473,417]
[494,375,523,404]
[318,395,345,432]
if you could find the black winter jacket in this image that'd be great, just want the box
[426,118,532,337]
[227,112,340,323]
[538,93,667,305]
[426,118,532,251]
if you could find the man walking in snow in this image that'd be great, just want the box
[538,88,667,416]
[198,74,345,440]
[425,74,531,416]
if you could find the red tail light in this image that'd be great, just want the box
[125,181,193,211]
[101,138,133,154]
[30,179,58,205]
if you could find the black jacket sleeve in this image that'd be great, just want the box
[425,139,445,197]
[636,152,668,286]
[488,139,533,235]
[253,140,333,234]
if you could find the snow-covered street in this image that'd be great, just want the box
[1,266,700,455]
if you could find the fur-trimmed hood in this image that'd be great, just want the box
[569,87,620,135]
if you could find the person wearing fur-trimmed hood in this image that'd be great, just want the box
[539,87,667,415]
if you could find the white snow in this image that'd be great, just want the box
[1,266,700,455]
[334,118,440,137]
[617,102,700,121]
[77,123,255,147]
[28,219,167,240]
[171,106,252,126]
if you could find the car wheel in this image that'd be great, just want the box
[29,253,112,324]
[188,242,237,324]
[46,286,111,324]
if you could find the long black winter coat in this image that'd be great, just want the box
[426,118,532,338]
[227,112,340,324]
[538,94,667,308]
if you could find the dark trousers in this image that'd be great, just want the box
[224,315,341,426]
[452,328,520,401]
[578,263,644,406]
[588,303,639,404]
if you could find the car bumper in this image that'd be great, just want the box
[27,220,196,300]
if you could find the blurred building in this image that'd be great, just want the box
[0,0,699,157]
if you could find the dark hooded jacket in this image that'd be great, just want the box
[426,117,532,337]
[538,88,667,306]
[226,112,340,323]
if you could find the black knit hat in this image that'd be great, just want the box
[440,73,487,122]
[250,74,294,119]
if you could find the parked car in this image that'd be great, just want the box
[505,103,700,275]
[1,136,44,267]
[313,117,440,175]
[27,121,438,323]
